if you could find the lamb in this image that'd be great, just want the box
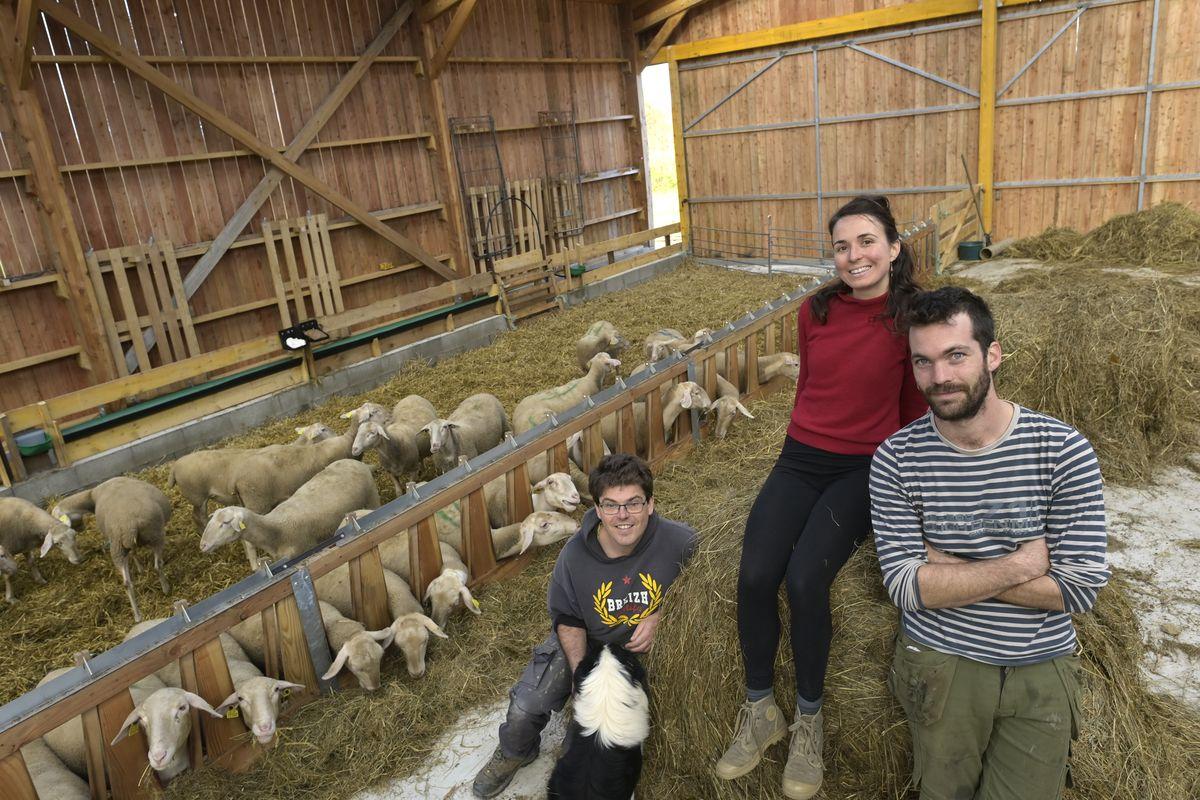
[353,395,438,492]
[576,321,628,372]
[422,393,510,475]
[314,563,447,677]
[426,485,578,557]
[599,380,711,454]
[20,737,89,800]
[491,511,579,560]
[714,350,800,387]
[339,401,392,430]
[293,422,335,444]
[483,470,581,528]
[376,534,481,628]
[318,600,394,691]
[513,352,622,435]
[547,640,650,800]
[38,666,187,777]
[199,459,379,565]
[0,497,82,603]
[708,373,755,439]
[643,327,711,362]
[52,476,173,622]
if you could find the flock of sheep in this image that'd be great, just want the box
[0,319,799,797]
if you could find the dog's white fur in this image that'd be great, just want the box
[573,647,650,749]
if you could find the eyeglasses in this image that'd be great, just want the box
[597,498,648,516]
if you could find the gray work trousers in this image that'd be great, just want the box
[498,631,573,759]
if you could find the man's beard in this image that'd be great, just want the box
[924,364,991,422]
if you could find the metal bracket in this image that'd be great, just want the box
[290,567,335,694]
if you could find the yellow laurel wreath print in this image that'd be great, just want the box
[591,574,663,628]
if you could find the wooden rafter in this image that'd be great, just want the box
[418,0,462,24]
[14,0,39,88]
[634,0,711,33]
[429,0,478,79]
[642,10,687,66]
[131,2,419,372]
[36,0,455,284]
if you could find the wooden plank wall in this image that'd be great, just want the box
[0,0,642,414]
[654,0,1198,241]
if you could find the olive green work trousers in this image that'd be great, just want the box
[889,633,1081,800]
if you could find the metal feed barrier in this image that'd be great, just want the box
[0,281,818,799]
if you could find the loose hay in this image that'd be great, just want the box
[643,399,1200,800]
[1006,202,1200,274]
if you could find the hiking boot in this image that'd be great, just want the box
[782,709,824,799]
[472,745,537,798]
[715,695,788,780]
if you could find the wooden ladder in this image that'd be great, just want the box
[262,212,345,326]
[493,247,561,323]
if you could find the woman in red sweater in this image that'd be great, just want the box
[716,196,927,798]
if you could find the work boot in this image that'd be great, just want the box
[472,745,536,798]
[782,709,824,799]
[715,695,788,780]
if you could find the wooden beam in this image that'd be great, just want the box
[132,2,419,375]
[33,54,422,65]
[669,59,690,244]
[619,2,650,234]
[418,0,462,24]
[14,0,39,89]
[978,0,997,233]
[0,6,119,386]
[642,10,687,68]
[36,0,454,284]
[429,0,478,79]
[634,0,709,33]
[654,0,978,63]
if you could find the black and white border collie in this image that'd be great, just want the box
[547,640,650,800]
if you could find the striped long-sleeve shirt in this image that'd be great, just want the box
[870,405,1109,665]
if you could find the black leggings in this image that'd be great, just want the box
[737,437,873,701]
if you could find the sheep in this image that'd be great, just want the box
[353,395,438,493]
[376,534,480,629]
[199,459,379,566]
[123,619,245,688]
[38,666,186,780]
[20,737,90,800]
[576,321,628,372]
[513,352,622,435]
[547,641,650,800]
[110,686,223,782]
[483,470,581,528]
[422,393,510,475]
[492,511,579,559]
[339,401,392,430]
[643,327,711,362]
[51,477,172,623]
[293,422,335,444]
[599,380,711,454]
[314,563,447,678]
[713,350,800,387]
[212,641,304,745]
[317,600,394,691]
[0,497,82,603]
[709,373,756,439]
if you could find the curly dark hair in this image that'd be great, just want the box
[588,453,653,503]
[809,195,921,328]
[904,286,996,355]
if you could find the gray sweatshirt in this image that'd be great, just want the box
[547,507,699,646]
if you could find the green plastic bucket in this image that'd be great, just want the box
[958,240,986,261]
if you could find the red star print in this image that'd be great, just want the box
[622,575,632,585]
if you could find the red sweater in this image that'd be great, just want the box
[786,292,928,455]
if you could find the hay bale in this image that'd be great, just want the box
[642,399,1200,800]
[1006,202,1200,274]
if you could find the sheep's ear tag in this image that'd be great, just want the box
[57,514,70,524]
[224,708,240,719]
[340,411,353,419]
[471,598,481,611]
[127,722,139,735]
[294,427,305,434]
[238,521,246,531]
[281,688,293,700]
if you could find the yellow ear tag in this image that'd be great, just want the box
[471,598,481,610]
[294,427,305,434]
[127,722,139,735]
[238,521,246,531]
[280,689,292,700]
[340,411,353,419]
[57,514,70,524]
[224,708,240,719]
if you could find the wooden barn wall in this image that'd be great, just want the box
[653,0,1198,243]
[0,0,641,413]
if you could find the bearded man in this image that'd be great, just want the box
[869,286,1109,799]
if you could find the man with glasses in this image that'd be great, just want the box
[473,453,698,798]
